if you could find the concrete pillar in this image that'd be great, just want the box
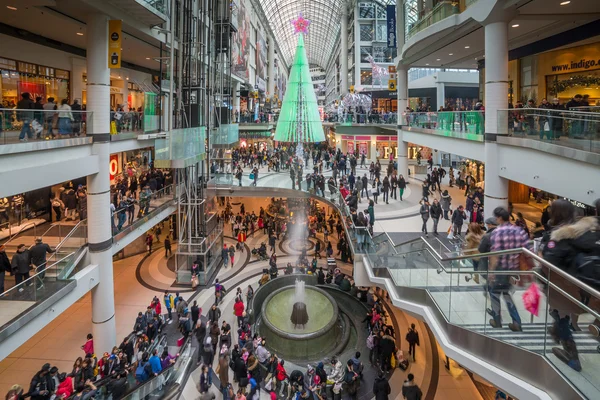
[340,6,349,95]
[483,20,509,218]
[436,82,445,110]
[267,37,275,97]
[397,67,409,176]
[86,13,117,354]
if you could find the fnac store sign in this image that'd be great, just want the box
[109,154,119,181]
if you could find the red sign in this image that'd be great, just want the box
[376,136,390,141]
[18,82,46,102]
[109,154,119,181]
[341,135,353,140]
[355,136,371,141]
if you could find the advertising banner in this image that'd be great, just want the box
[232,0,250,80]
[109,20,122,68]
[386,5,396,49]
[257,31,267,83]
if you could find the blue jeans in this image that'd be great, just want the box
[488,283,522,326]
[19,119,33,139]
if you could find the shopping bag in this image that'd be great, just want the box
[177,336,185,346]
[522,283,541,316]
[249,173,254,180]
[543,121,550,131]
[447,226,454,240]
[31,120,43,134]
[264,378,273,391]
[191,276,198,289]
[110,120,118,135]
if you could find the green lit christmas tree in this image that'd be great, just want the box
[274,15,325,148]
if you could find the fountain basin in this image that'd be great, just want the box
[260,285,340,359]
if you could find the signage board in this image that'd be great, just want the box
[109,20,122,69]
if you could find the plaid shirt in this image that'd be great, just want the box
[490,222,530,270]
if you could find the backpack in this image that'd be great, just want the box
[575,254,600,289]
[366,334,375,350]
[135,361,149,381]
[203,337,213,353]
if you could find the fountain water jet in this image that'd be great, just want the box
[291,279,308,328]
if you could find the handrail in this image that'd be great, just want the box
[55,219,87,249]
[2,221,38,247]
[498,107,600,116]
[0,251,76,297]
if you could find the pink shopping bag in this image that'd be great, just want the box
[522,283,541,317]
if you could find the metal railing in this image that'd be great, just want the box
[325,113,398,124]
[498,108,600,154]
[0,108,92,144]
[402,110,485,139]
[363,231,600,398]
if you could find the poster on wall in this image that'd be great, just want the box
[358,142,368,157]
[257,31,267,83]
[232,0,250,80]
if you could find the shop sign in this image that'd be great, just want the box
[386,5,397,49]
[108,20,122,69]
[341,135,353,140]
[383,146,398,160]
[377,136,390,141]
[356,136,371,140]
[109,154,119,181]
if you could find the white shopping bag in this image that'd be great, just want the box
[31,120,43,134]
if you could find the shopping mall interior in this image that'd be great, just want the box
[0,0,600,399]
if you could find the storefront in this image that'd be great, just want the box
[479,41,600,106]
[109,147,155,185]
[240,130,273,150]
[0,57,70,108]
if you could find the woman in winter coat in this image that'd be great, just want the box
[440,190,452,220]
[541,199,600,371]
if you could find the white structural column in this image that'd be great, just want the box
[86,13,117,354]
[340,6,349,95]
[396,3,408,176]
[267,37,275,97]
[397,66,409,176]
[483,20,509,218]
[436,82,445,109]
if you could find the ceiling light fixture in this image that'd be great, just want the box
[464,46,470,49]
[449,53,453,56]
[6,5,17,10]
[146,57,151,60]
[77,32,84,36]
[425,63,429,66]
[512,24,520,28]
[436,58,441,61]
[560,1,570,5]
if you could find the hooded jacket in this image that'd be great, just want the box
[11,249,31,274]
[401,380,423,400]
[440,192,452,210]
[542,217,600,274]
[373,376,391,400]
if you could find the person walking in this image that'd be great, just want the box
[11,244,31,288]
[451,205,467,236]
[17,92,35,141]
[398,175,406,201]
[401,374,422,400]
[30,237,55,290]
[0,245,10,293]
[382,176,390,204]
[487,207,530,332]
[419,200,430,235]
[430,199,442,235]
[405,324,420,362]
[373,371,391,400]
[440,190,452,220]
[164,236,172,258]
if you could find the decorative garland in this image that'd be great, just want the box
[549,75,600,95]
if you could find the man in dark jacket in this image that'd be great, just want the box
[11,244,31,287]
[401,374,422,400]
[373,371,391,400]
[30,237,55,289]
[451,205,467,236]
[477,217,498,274]
[29,363,52,400]
[0,245,10,293]
[405,324,420,361]
[430,199,442,235]
[378,330,395,372]
[419,200,430,235]
[17,92,35,141]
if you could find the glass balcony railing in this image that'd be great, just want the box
[364,233,600,398]
[0,109,92,145]
[498,108,600,154]
[406,1,460,40]
[326,113,398,125]
[140,0,169,16]
[402,110,485,140]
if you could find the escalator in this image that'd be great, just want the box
[361,234,600,399]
